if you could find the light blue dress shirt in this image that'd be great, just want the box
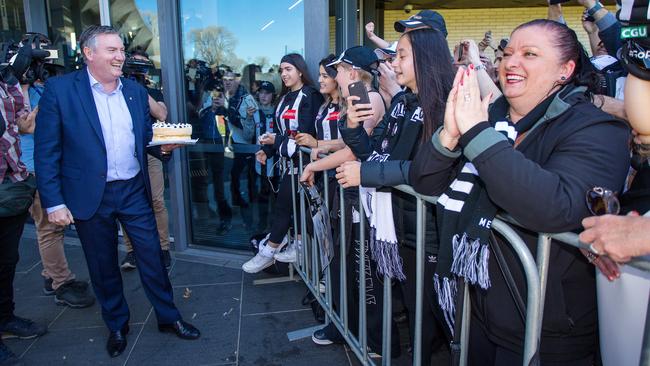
[46,70,141,214]
[88,69,140,181]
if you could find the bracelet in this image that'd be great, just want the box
[587,2,603,17]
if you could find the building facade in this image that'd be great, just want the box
[9,0,608,258]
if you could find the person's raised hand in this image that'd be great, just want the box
[365,22,376,39]
[455,65,491,135]
[335,161,361,188]
[246,106,257,118]
[582,11,599,34]
[256,150,267,165]
[295,133,317,148]
[48,207,74,226]
[346,96,374,128]
[378,63,401,98]
[440,67,464,150]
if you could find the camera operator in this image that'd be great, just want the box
[0,37,48,365]
[119,47,173,270]
[15,33,96,309]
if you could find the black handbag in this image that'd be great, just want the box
[0,174,37,217]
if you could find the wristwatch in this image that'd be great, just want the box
[587,2,603,17]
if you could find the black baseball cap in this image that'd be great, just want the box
[394,10,447,37]
[258,80,276,94]
[327,46,380,74]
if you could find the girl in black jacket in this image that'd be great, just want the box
[410,20,630,365]
[243,54,323,273]
[333,29,454,364]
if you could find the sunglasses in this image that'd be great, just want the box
[585,187,620,216]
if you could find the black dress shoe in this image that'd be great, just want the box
[106,325,129,358]
[157,320,200,340]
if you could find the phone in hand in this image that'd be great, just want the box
[549,0,570,4]
[348,82,371,110]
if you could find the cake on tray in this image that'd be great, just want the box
[152,122,193,142]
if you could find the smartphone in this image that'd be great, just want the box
[549,0,570,4]
[457,42,464,61]
[348,82,370,110]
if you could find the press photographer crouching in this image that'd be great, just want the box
[0,33,53,366]
[119,47,173,270]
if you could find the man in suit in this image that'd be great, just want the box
[34,25,200,358]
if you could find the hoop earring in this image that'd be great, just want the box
[560,76,567,81]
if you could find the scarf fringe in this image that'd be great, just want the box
[434,274,458,336]
[451,233,491,290]
[369,227,406,281]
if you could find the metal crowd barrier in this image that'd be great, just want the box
[281,147,650,366]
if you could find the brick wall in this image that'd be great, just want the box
[382,6,595,56]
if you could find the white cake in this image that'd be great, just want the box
[152,122,192,142]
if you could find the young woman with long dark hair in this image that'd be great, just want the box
[310,30,455,363]
[243,53,323,273]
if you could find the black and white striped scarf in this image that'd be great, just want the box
[434,93,557,335]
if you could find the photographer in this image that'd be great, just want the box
[14,33,96,309]
[0,41,48,365]
[120,48,172,270]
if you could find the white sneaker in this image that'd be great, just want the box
[274,240,299,263]
[243,237,287,273]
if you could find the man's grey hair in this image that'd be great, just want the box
[79,25,120,58]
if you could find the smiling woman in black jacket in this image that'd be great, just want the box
[410,20,630,365]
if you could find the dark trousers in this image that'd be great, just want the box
[206,152,232,221]
[468,317,594,366]
[230,150,255,201]
[399,246,448,365]
[74,174,181,331]
[268,172,302,244]
[0,212,28,322]
[328,218,401,357]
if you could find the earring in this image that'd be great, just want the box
[560,76,566,81]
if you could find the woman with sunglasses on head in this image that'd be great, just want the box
[410,19,631,365]
[326,29,455,363]
[243,53,323,273]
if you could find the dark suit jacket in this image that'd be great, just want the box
[34,67,165,220]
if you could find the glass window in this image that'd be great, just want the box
[180,0,305,249]
[0,0,26,43]
[46,0,100,72]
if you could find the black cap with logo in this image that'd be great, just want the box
[326,46,380,75]
[258,80,276,94]
[394,10,448,37]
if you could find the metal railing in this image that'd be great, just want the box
[281,147,650,366]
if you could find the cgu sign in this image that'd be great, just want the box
[621,25,648,39]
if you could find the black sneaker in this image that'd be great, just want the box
[311,324,344,346]
[162,250,172,269]
[54,280,95,308]
[0,342,22,366]
[121,251,136,270]
[0,316,47,340]
[43,277,55,296]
